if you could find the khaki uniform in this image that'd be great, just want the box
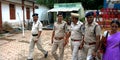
[83,22,101,60]
[28,21,47,59]
[51,21,67,60]
[70,21,84,60]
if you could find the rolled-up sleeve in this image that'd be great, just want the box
[65,23,68,33]
[96,25,101,36]
[38,22,43,31]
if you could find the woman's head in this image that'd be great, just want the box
[110,20,120,32]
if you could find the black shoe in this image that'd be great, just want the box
[27,59,33,60]
[44,51,48,58]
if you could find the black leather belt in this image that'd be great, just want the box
[55,37,64,40]
[71,39,80,41]
[85,42,96,45]
[32,34,38,36]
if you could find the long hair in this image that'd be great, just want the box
[111,20,120,27]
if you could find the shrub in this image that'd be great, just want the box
[2,22,13,32]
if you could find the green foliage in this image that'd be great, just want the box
[36,0,103,9]
[80,17,85,22]
[36,0,57,8]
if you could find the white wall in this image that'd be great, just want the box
[1,1,34,28]
[7,0,21,4]
[7,0,33,6]
[16,4,23,27]
[1,3,10,22]
[35,6,49,21]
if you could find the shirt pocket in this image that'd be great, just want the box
[89,28,94,36]
[34,24,38,30]
[59,24,65,30]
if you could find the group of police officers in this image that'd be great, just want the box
[27,11,101,60]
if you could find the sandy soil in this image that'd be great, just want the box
[0,30,72,60]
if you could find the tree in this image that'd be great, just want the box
[36,0,103,10]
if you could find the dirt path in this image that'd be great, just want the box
[0,30,72,60]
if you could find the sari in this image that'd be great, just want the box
[102,32,120,60]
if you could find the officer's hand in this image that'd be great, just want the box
[92,51,97,57]
[64,38,69,47]
[63,41,67,47]
[34,38,38,43]
[79,44,84,49]
[51,39,53,44]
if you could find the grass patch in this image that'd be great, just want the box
[0,34,4,37]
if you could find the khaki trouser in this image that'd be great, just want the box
[28,36,47,59]
[83,44,102,60]
[71,40,85,60]
[51,39,64,60]
[82,44,96,60]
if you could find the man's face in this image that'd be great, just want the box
[33,16,38,21]
[71,17,76,22]
[86,16,94,24]
[71,16,78,24]
[58,15,63,22]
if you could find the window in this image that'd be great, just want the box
[9,4,16,19]
[0,2,2,28]
[26,7,30,19]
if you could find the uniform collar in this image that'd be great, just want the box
[72,21,79,25]
[57,20,64,24]
[76,21,80,25]
[86,21,98,26]
[33,20,39,24]
[71,21,83,26]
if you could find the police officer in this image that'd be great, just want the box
[27,13,48,60]
[66,13,84,60]
[51,13,67,60]
[81,11,101,60]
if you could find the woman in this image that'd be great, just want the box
[102,20,120,60]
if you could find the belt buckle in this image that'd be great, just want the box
[55,37,63,40]
[85,42,89,45]
[56,38,59,40]
[55,37,60,40]
[71,39,80,41]
[32,34,38,36]
[71,39,75,41]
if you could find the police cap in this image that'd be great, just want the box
[71,13,79,18]
[32,13,38,17]
[85,11,94,17]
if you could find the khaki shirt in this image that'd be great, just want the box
[31,20,42,34]
[70,21,83,40]
[53,21,67,37]
[84,22,101,43]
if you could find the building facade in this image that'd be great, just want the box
[0,0,36,30]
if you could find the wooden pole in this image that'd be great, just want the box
[22,0,25,26]
[22,0,25,37]
[33,2,35,14]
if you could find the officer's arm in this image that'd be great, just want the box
[80,24,85,45]
[66,24,71,40]
[51,25,55,43]
[80,25,84,49]
[37,22,42,38]
[94,35,100,52]
[66,31,71,42]
[37,31,42,38]
[94,26,101,52]
[51,31,55,43]
[81,35,84,45]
